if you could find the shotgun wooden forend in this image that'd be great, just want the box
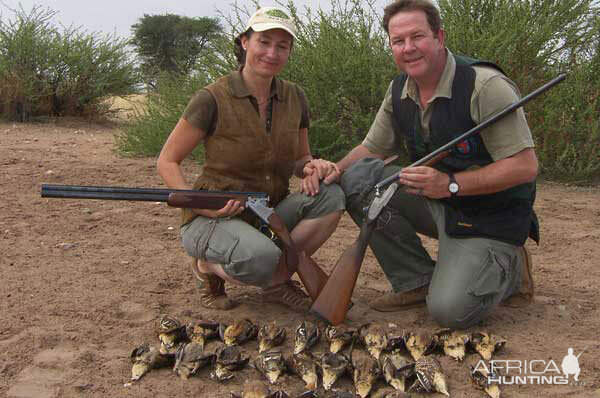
[310,220,377,325]
[166,192,254,209]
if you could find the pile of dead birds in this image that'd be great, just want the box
[128,315,506,398]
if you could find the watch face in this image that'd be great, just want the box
[449,182,459,194]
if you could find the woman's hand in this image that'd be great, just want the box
[301,159,340,195]
[300,169,321,196]
[192,200,245,218]
[303,159,340,180]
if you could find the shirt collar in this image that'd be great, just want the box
[401,49,456,104]
[229,70,283,101]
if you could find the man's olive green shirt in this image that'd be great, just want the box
[363,49,534,161]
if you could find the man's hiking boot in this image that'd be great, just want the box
[191,258,236,310]
[369,285,428,312]
[262,280,311,312]
[503,246,535,307]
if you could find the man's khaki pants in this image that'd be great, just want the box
[341,159,523,329]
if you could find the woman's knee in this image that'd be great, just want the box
[223,240,281,287]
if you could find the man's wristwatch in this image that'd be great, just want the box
[448,172,459,197]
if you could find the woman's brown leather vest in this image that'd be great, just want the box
[182,73,302,225]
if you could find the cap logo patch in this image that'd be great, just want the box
[266,9,290,19]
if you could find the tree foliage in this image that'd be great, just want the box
[130,14,222,84]
[439,0,600,181]
[0,4,138,121]
[282,0,396,160]
[121,0,600,183]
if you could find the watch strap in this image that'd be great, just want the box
[448,172,459,197]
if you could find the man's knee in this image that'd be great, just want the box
[427,290,490,329]
[340,158,385,207]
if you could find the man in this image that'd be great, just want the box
[324,0,538,328]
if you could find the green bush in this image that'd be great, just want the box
[531,65,600,182]
[0,5,138,121]
[439,0,600,182]
[120,0,599,183]
[282,0,397,160]
[116,72,209,159]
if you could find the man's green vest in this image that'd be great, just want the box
[391,55,539,245]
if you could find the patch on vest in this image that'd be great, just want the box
[454,137,478,158]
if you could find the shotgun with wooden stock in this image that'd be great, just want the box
[310,73,567,325]
[40,184,328,300]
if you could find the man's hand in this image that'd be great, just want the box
[301,159,340,195]
[397,166,450,199]
[193,199,245,218]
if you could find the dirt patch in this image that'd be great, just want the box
[1,120,599,397]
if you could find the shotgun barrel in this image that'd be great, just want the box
[41,184,269,208]
[41,184,267,202]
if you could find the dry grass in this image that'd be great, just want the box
[105,94,148,119]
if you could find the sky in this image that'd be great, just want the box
[0,0,387,40]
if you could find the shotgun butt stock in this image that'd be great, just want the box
[297,252,328,301]
[310,220,375,325]
[268,215,328,301]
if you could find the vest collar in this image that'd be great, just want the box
[229,70,283,101]
[401,49,456,105]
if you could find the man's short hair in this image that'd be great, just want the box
[382,0,442,35]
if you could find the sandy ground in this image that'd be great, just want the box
[1,120,599,398]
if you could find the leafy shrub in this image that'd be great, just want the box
[121,0,599,183]
[0,5,138,121]
[531,64,600,182]
[439,0,600,182]
[282,0,397,160]
[116,72,209,159]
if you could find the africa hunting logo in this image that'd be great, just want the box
[265,9,290,20]
[473,347,588,386]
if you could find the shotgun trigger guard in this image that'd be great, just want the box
[367,182,399,222]
[246,197,273,224]
[258,223,277,240]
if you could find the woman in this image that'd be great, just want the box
[157,7,345,312]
